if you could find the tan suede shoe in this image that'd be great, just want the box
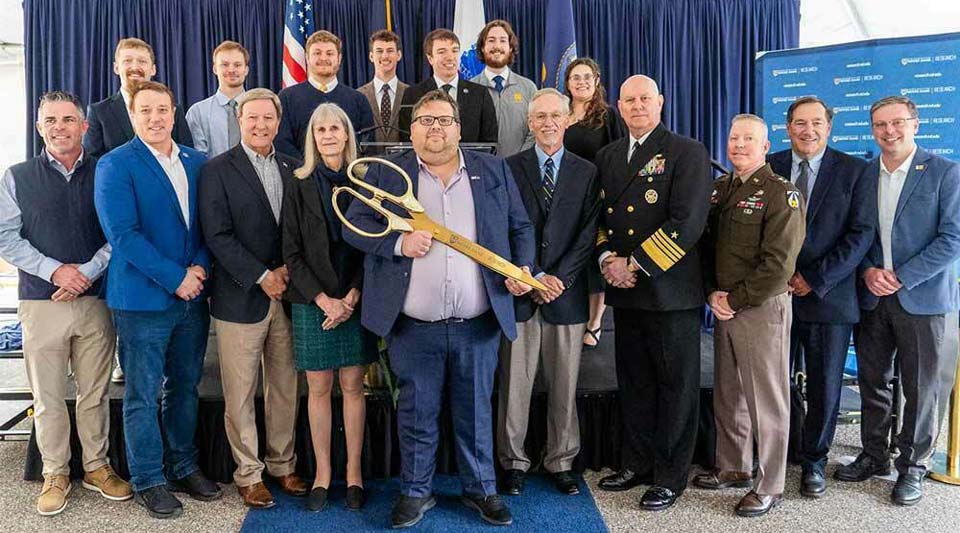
[38,475,71,516]
[82,465,133,501]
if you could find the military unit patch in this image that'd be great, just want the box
[787,190,801,209]
[710,189,719,204]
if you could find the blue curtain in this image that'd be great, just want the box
[23,0,798,161]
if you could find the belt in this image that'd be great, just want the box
[401,311,491,325]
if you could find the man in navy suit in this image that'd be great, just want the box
[94,81,221,519]
[767,96,873,498]
[834,96,960,506]
[344,90,535,528]
[498,89,599,497]
[83,38,193,159]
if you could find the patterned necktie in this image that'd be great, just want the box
[543,157,556,211]
[441,84,454,98]
[796,159,811,199]
[226,100,240,147]
[493,75,504,95]
[380,85,392,129]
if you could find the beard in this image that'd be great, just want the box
[483,49,513,69]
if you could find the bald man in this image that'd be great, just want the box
[594,75,713,511]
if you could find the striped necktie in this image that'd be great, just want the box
[543,157,556,211]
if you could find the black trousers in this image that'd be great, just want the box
[613,307,701,492]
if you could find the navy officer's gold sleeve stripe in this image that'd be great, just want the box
[640,228,686,272]
[651,231,683,262]
[596,226,608,246]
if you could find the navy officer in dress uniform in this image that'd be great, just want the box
[594,75,713,511]
[695,113,805,517]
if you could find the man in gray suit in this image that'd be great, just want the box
[357,30,408,143]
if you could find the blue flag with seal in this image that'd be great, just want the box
[454,0,486,80]
[541,0,578,92]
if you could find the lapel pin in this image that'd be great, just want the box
[915,164,925,171]
[470,175,480,181]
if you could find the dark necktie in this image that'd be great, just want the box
[226,100,240,147]
[796,159,811,199]
[493,75,504,95]
[380,85,392,130]
[628,140,641,163]
[441,84,454,98]
[543,157,556,211]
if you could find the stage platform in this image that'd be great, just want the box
[12,313,861,483]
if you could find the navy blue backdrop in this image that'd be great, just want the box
[23,0,799,161]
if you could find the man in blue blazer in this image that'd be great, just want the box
[834,96,960,506]
[94,81,221,520]
[767,96,873,498]
[344,90,535,528]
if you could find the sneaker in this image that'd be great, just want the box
[111,365,125,384]
[461,493,513,526]
[37,475,71,516]
[82,465,133,501]
[391,494,436,528]
[135,486,183,519]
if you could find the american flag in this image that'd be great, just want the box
[282,0,313,88]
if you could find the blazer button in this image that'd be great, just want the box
[541,241,549,248]
[628,229,635,236]
[607,207,613,214]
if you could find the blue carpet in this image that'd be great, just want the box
[240,474,608,532]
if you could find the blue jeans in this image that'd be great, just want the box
[113,300,210,492]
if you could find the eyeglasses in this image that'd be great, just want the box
[568,74,596,83]
[871,117,917,130]
[532,112,566,124]
[413,115,458,127]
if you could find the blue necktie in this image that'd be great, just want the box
[493,75,504,95]
[543,157,556,211]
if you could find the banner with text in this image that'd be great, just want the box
[756,32,960,161]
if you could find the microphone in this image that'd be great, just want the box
[356,123,410,138]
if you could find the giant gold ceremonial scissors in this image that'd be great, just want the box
[331,157,546,292]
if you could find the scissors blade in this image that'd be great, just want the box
[407,213,547,292]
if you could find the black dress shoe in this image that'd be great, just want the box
[639,486,678,511]
[891,473,923,506]
[135,486,183,519]
[345,485,366,510]
[167,471,223,501]
[500,469,525,496]
[598,469,648,492]
[801,468,827,498]
[392,494,436,528]
[834,453,892,482]
[551,471,580,495]
[461,494,513,526]
[306,487,327,511]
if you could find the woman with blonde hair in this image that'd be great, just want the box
[281,103,376,511]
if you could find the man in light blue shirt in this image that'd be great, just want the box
[185,41,249,157]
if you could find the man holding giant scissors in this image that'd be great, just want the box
[344,90,536,528]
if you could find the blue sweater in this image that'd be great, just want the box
[276,82,375,159]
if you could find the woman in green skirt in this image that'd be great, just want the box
[281,103,377,512]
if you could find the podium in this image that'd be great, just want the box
[360,142,498,157]
[931,352,960,485]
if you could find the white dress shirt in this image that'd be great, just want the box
[144,142,191,227]
[308,77,339,93]
[627,128,655,163]
[373,76,399,113]
[434,75,459,97]
[878,145,918,270]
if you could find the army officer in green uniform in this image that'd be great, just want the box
[696,113,805,517]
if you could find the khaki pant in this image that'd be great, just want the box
[19,296,116,477]
[497,310,585,473]
[713,292,791,495]
[214,301,298,487]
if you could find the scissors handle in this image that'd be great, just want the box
[346,157,425,214]
[331,186,414,239]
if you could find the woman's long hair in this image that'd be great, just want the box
[294,103,358,179]
[564,57,609,129]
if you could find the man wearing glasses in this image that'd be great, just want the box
[835,96,960,506]
[344,90,535,528]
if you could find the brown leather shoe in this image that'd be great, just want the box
[269,473,308,496]
[735,491,782,517]
[692,470,753,490]
[238,482,276,508]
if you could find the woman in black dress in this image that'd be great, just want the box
[282,103,377,511]
[562,58,626,348]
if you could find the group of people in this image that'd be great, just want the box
[2,17,958,530]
